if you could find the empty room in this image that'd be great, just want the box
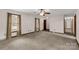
[0,9,79,50]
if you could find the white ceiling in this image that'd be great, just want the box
[50,9,77,15]
[12,9,39,14]
[12,9,77,15]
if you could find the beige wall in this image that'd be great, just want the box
[21,14,35,34]
[0,11,7,40]
[49,15,64,33]
[40,18,44,30]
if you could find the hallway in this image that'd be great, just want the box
[0,31,78,50]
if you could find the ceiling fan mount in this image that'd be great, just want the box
[40,9,50,16]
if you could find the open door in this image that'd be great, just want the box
[7,13,21,39]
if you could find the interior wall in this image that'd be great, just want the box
[46,18,49,30]
[21,14,35,34]
[40,17,45,30]
[49,15,64,33]
[0,11,7,40]
[40,18,43,30]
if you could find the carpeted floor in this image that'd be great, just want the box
[0,31,79,50]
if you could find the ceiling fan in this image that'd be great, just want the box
[40,9,51,16]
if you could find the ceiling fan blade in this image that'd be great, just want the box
[39,9,50,16]
[45,12,51,14]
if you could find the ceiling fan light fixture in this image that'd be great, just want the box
[40,11,44,16]
[39,9,50,16]
[44,9,49,12]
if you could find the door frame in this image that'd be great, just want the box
[64,15,76,36]
[35,18,40,31]
[6,13,21,39]
[64,16,73,34]
[43,20,47,31]
[74,15,76,36]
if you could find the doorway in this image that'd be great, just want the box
[64,15,76,36]
[43,20,47,31]
[6,13,21,39]
[35,18,40,32]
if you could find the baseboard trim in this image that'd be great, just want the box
[21,31,36,36]
[49,31,64,34]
